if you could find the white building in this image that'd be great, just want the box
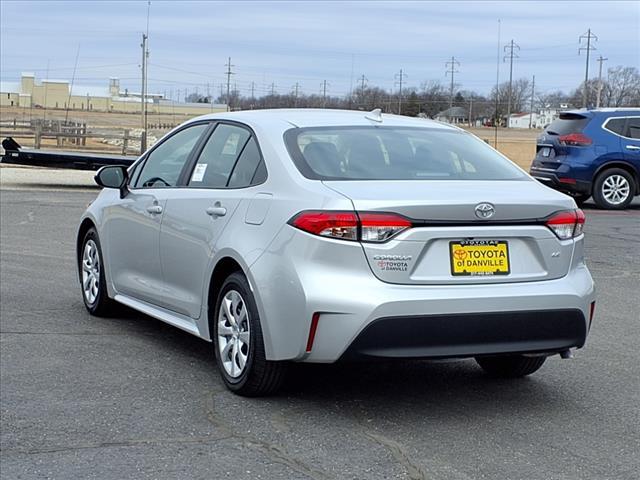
[508,112,538,129]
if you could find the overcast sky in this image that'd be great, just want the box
[1,1,638,100]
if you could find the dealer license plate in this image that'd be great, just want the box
[450,240,510,276]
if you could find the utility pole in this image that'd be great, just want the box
[270,83,276,96]
[140,1,151,153]
[394,69,407,115]
[250,81,256,101]
[529,75,535,129]
[293,82,300,107]
[468,94,473,127]
[225,57,234,112]
[140,33,148,153]
[596,55,608,108]
[321,80,328,108]
[579,29,598,108]
[359,74,367,98]
[503,40,520,127]
[445,56,460,110]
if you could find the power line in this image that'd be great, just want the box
[445,56,460,109]
[503,39,520,126]
[579,28,598,108]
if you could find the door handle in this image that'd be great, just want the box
[625,145,640,151]
[206,206,227,217]
[146,205,163,215]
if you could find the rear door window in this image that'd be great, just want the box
[627,117,640,139]
[189,124,250,188]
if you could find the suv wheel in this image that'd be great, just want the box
[593,168,636,209]
[567,192,591,207]
[213,272,286,396]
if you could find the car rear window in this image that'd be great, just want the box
[284,126,526,181]
[545,113,590,136]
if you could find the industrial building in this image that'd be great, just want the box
[0,73,226,115]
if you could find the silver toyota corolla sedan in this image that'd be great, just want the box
[77,109,596,396]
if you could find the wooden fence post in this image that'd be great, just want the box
[122,129,129,155]
[34,121,42,149]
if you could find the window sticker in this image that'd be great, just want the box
[191,163,208,182]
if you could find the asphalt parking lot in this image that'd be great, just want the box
[1,172,639,480]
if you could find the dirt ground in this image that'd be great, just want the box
[0,106,538,169]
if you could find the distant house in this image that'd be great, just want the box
[434,106,469,124]
[508,112,538,129]
[537,105,570,129]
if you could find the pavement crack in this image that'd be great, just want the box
[205,392,333,480]
[1,435,234,456]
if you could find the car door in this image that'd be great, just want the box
[106,122,209,306]
[621,116,640,166]
[159,122,268,318]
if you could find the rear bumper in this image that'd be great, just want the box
[529,166,592,195]
[341,309,586,360]
[250,227,596,362]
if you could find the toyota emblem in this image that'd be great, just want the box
[475,203,495,219]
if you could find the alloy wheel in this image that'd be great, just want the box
[601,174,630,205]
[217,290,251,378]
[81,239,100,305]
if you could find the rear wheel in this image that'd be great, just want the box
[475,355,546,378]
[567,192,590,207]
[213,272,286,396]
[593,168,635,209]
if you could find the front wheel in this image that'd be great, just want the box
[592,168,635,209]
[78,228,118,316]
[475,355,546,378]
[213,272,286,396]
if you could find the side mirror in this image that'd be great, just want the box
[95,165,129,198]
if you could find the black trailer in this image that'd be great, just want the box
[1,137,136,171]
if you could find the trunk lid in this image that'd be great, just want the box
[323,179,577,285]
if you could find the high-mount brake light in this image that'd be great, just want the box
[558,133,592,146]
[289,211,412,243]
[546,209,586,239]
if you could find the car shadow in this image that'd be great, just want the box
[108,306,564,415]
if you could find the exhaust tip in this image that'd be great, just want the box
[559,349,574,359]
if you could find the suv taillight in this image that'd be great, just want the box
[289,211,412,243]
[558,133,592,146]
[546,209,586,239]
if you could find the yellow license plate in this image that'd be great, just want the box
[450,240,510,276]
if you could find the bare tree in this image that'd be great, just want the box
[604,66,640,107]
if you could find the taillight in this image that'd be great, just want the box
[289,211,358,240]
[558,133,592,146]
[289,211,411,242]
[546,209,586,239]
[359,212,412,242]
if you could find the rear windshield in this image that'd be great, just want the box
[545,113,590,135]
[284,126,526,181]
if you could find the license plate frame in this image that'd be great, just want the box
[450,240,510,276]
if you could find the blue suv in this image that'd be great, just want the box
[530,108,640,209]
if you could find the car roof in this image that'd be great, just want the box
[185,108,459,130]
[562,108,640,118]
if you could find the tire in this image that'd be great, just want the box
[592,168,636,210]
[212,272,286,396]
[567,192,590,207]
[78,228,118,316]
[475,355,546,378]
